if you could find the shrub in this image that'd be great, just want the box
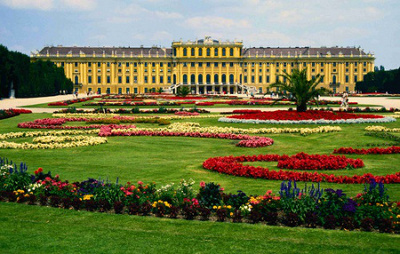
[197,182,223,209]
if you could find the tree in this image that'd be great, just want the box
[177,86,190,97]
[270,69,329,112]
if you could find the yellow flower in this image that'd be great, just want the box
[213,206,217,209]
[230,212,233,217]
[227,205,232,209]
[83,194,93,200]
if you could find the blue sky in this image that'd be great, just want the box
[0,0,399,69]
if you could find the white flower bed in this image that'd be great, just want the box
[218,116,396,125]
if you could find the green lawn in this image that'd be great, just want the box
[0,112,399,252]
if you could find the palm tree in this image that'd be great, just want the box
[270,69,329,112]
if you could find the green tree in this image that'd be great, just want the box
[177,86,190,97]
[271,69,329,112]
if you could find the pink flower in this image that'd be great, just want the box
[138,181,143,185]
[200,181,206,188]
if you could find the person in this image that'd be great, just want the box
[341,92,348,109]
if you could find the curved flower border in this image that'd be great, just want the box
[99,125,274,148]
[202,154,400,184]
[219,116,396,125]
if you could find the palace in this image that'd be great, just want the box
[32,37,375,95]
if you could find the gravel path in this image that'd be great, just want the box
[0,94,399,113]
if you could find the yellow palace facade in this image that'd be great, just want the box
[32,37,375,94]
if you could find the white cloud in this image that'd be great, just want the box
[185,16,251,30]
[0,0,54,10]
[60,0,96,11]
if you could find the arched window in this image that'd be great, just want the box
[191,48,195,57]
[173,74,176,84]
[222,48,226,56]
[214,48,218,56]
[333,75,337,84]
[229,74,234,84]
[206,48,210,56]
[214,74,219,84]
[198,74,203,84]
[206,74,211,84]
[183,48,187,56]
[74,76,79,84]
[173,48,177,56]
[198,48,202,56]
[230,48,234,56]
[183,74,188,84]
[222,74,226,83]
[191,74,196,84]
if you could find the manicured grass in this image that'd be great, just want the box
[1,112,400,252]
[1,202,399,254]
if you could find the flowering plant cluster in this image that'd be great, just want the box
[174,111,200,116]
[48,97,94,106]
[231,109,262,114]
[202,153,400,184]
[334,146,400,155]
[99,125,274,148]
[153,122,341,136]
[1,159,399,233]
[220,110,395,125]
[0,109,32,120]
[365,126,400,133]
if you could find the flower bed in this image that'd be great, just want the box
[202,153,400,184]
[1,160,399,233]
[99,125,274,148]
[0,109,32,120]
[48,97,94,106]
[219,110,395,124]
[334,146,400,155]
[365,126,400,133]
[174,111,200,116]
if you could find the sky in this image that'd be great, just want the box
[0,0,399,69]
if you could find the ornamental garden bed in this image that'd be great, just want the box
[1,159,399,234]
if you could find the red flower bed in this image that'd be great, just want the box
[99,125,274,148]
[232,110,262,114]
[202,153,400,184]
[10,109,32,114]
[334,146,400,155]
[196,102,215,106]
[48,97,93,106]
[227,110,384,121]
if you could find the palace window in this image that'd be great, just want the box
[214,74,219,83]
[230,48,234,56]
[118,69,121,73]
[191,48,195,56]
[206,62,211,67]
[134,63,137,67]
[345,75,349,83]
[199,63,203,67]
[284,63,287,67]
[88,62,92,67]
[134,76,137,83]
[126,76,130,83]
[354,62,358,67]
[61,62,64,67]
[144,76,148,83]
[97,69,101,73]
[183,74,188,84]
[88,69,92,73]
[88,76,92,83]
[107,62,110,67]
[207,48,210,56]
[75,62,78,67]
[168,76,171,83]
[354,75,358,82]
[160,63,163,67]
[244,76,247,83]
[206,74,211,84]
[126,63,129,67]
[222,48,226,56]
[152,76,156,83]
[160,76,164,83]
[364,68,367,72]
[230,63,234,67]
[363,62,367,67]
[98,76,102,83]
[144,63,148,67]
[303,63,306,67]
[266,75,270,83]
[118,76,122,84]
[259,76,262,83]
[229,74,234,84]
[346,62,349,67]
[214,63,218,67]
[183,63,187,67]
[333,62,337,67]
[222,63,226,67]
[118,63,122,67]
[276,63,280,67]
[251,76,255,83]
[215,48,218,56]
[199,48,203,56]
[183,48,187,56]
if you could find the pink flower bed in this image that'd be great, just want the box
[174,111,200,116]
[99,125,274,148]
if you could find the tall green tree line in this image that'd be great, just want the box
[356,66,400,94]
[0,44,73,98]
